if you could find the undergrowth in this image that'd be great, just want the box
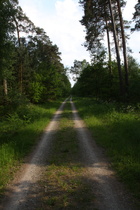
[74,97,140,200]
[0,100,61,197]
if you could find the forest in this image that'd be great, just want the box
[0,0,71,196]
[70,1,140,200]
[72,0,140,103]
[1,0,140,109]
[0,0,71,111]
[0,0,140,203]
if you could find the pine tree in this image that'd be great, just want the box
[132,0,140,31]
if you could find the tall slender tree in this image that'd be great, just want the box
[0,0,71,104]
[108,0,124,96]
[79,0,126,96]
[0,0,17,98]
[116,0,129,94]
[6,1,35,93]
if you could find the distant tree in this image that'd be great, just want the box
[72,62,113,100]
[70,59,89,81]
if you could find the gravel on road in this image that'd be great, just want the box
[1,98,137,210]
[2,99,67,210]
[70,98,137,210]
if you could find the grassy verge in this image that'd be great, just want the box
[74,97,140,200]
[39,101,95,209]
[0,100,61,197]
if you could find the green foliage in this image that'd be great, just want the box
[70,59,89,81]
[72,62,113,99]
[60,74,71,97]
[72,57,140,103]
[29,81,44,103]
[74,97,140,199]
[0,0,71,107]
[128,55,140,102]
[131,0,140,31]
[0,100,61,196]
[79,0,131,98]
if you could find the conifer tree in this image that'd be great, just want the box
[132,0,140,31]
[79,0,129,97]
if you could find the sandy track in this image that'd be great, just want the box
[2,99,67,210]
[70,98,136,210]
[1,98,137,210]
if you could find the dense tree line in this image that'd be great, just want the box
[72,56,140,102]
[72,0,140,103]
[0,0,71,107]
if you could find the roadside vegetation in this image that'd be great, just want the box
[39,101,95,209]
[0,0,71,199]
[0,100,61,198]
[1,0,140,206]
[71,1,140,200]
[0,0,71,109]
[74,97,140,200]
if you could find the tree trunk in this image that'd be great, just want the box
[14,17,21,47]
[116,0,129,94]
[3,79,8,95]
[105,18,112,75]
[14,17,23,93]
[108,0,124,97]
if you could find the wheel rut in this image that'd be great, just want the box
[70,98,136,210]
[1,98,137,210]
[2,99,67,210]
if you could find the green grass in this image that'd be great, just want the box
[74,97,140,200]
[39,101,95,209]
[0,100,61,197]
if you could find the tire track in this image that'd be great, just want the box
[70,97,136,210]
[2,98,137,210]
[3,99,68,210]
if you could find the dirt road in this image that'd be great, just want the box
[1,98,137,210]
[71,98,136,210]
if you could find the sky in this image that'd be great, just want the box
[18,0,90,68]
[18,0,139,73]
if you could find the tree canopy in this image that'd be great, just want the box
[72,0,140,103]
[132,0,140,31]
[0,0,71,106]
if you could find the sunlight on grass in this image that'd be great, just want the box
[0,100,61,197]
[74,97,140,199]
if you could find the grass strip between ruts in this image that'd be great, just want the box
[39,101,95,209]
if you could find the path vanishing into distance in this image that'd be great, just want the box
[1,98,137,210]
